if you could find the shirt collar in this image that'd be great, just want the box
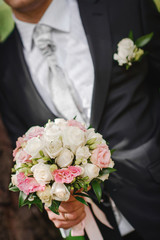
[14,0,70,52]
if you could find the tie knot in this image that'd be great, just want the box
[33,24,56,56]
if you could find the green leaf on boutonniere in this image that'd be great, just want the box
[91,179,102,203]
[99,167,117,177]
[75,196,88,206]
[49,200,61,215]
[19,191,28,207]
[135,32,154,48]
[9,183,19,192]
[128,30,134,41]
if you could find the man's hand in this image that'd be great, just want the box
[45,195,86,229]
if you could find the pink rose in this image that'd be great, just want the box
[67,119,86,132]
[53,169,74,184]
[90,144,111,168]
[15,149,31,163]
[13,136,26,158]
[68,166,82,177]
[25,126,44,140]
[17,172,45,195]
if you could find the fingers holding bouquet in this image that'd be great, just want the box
[45,194,86,229]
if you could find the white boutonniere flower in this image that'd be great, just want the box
[113,31,153,70]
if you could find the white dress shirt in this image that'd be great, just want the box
[14,0,94,125]
[14,0,134,236]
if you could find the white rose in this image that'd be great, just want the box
[114,38,136,66]
[98,159,115,181]
[76,146,91,163]
[55,148,74,168]
[86,128,105,144]
[81,163,100,182]
[24,137,44,158]
[44,122,62,142]
[51,182,70,201]
[11,174,18,186]
[31,163,53,185]
[62,126,86,154]
[54,118,68,130]
[43,136,63,158]
[37,185,52,207]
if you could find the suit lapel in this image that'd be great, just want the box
[12,28,55,124]
[78,0,113,131]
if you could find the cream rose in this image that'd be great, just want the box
[24,137,44,158]
[43,136,63,158]
[54,118,68,130]
[31,163,53,185]
[44,122,61,140]
[81,163,100,182]
[114,38,136,66]
[11,174,18,186]
[37,185,52,207]
[76,146,91,164]
[62,126,86,154]
[51,182,70,201]
[55,148,74,168]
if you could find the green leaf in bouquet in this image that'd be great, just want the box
[8,183,19,192]
[86,138,96,145]
[110,149,116,155]
[91,179,102,203]
[73,115,77,120]
[29,194,43,212]
[87,125,93,129]
[49,200,61,215]
[19,191,28,207]
[75,196,88,206]
[39,150,45,157]
[135,32,154,48]
[74,192,92,199]
[128,30,134,41]
[99,167,117,176]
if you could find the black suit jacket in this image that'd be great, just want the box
[0,0,160,239]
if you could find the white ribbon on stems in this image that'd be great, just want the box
[60,197,113,240]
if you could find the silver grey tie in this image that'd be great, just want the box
[33,24,85,122]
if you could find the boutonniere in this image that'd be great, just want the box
[113,31,153,70]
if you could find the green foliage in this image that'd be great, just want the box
[153,0,160,12]
[19,191,43,212]
[74,192,92,199]
[9,183,20,192]
[91,179,102,202]
[0,1,14,42]
[135,32,154,48]
[49,200,61,215]
[75,196,88,206]
[99,167,117,176]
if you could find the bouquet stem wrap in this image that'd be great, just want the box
[61,197,113,240]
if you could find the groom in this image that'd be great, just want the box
[0,0,160,239]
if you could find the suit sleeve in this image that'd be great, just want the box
[141,0,160,88]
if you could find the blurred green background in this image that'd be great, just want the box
[0,0,160,42]
[0,0,14,42]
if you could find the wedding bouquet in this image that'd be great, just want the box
[9,118,115,215]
